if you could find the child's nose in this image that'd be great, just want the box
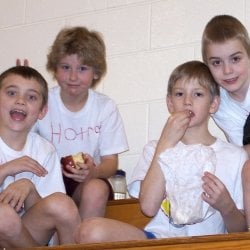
[184,96,192,106]
[223,62,233,74]
[69,69,78,81]
[16,96,25,105]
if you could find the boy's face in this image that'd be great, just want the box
[55,54,98,97]
[167,78,219,129]
[0,74,47,134]
[205,39,250,100]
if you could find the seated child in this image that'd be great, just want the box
[75,60,248,243]
[0,66,81,248]
[31,26,129,219]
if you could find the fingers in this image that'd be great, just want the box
[16,58,21,66]
[24,59,29,66]
[202,172,224,204]
[18,156,48,176]
[16,59,29,66]
[62,165,89,182]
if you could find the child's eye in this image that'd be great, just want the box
[27,95,37,101]
[174,92,183,97]
[211,59,221,67]
[6,90,16,96]
[78,66,89,72]
[194,92,204,97]
[59,64,71,71]
[231,56,241,64]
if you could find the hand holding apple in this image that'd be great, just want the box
[61,152,85,173]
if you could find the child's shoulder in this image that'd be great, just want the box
[212,138,247,158]
[27,132,57,153]
[88,89,118,109]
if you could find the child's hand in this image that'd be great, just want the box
[202,171,235,214]
[62,154,95,182]
[0,179,35,213]
[1,156,48,180]
[156,110,192,152]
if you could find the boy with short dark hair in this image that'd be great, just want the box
[0,66,81,248]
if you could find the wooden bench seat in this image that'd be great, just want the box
[6,199,250,250]
[104,198,150,228]
[7,232,250,250]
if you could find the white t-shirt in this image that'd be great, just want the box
[0,132,65,198]
[33,86,128,164]
[128,138,247,238]
[213,86,250,146]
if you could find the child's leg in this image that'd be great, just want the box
[74,178,110,219]
[22,192,81,245]
[75,217,147,243]
[0,203,37,248]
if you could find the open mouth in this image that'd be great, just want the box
[10,109,27,121]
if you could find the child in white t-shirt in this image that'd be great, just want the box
[75,61,248,243]
[0,66,81,248]
[202,14,250,230]
[31,26,129,219]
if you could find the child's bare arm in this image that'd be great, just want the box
[0,156,48,185]
[139,154,166,217]
[139,111,193,217]
[202,171,247,232]
[242,160,250,230]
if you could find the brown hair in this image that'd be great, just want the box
[47,26,107,87]
[202,15,250,63]
[167,60,220,100]
[0,66,48,108]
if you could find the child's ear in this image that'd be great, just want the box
[166,95,174,113]
[209,95,220,114]
[38,104,48,120]
[93,73,99,80]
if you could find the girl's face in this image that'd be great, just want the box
[55,54,98,97]
[0,74,47,135]
[167,78,218,129]
[205,39,250,101]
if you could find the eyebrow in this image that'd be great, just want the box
[5,85,41,95]
[208,51,243,61]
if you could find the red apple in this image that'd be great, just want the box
[61,152,85,172]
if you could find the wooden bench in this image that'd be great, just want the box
[6,199,250,250]
[104,198,150,228]
[7,232,250,250]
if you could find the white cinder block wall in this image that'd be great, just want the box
[1,0,247,182]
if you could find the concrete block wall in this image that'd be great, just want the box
[0,0,247,181]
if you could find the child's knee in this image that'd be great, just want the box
[82,179,110,199]
[75,218,106,243]
[44,192,79,220]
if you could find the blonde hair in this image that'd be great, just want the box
[202,15,250,63]
[167,61,220,100]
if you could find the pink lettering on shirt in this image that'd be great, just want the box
[50,123,101,144]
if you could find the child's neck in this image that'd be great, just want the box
[0,129,27,151]
[228,82,249,102]
[61,90,88,112]
[181,128,216,146]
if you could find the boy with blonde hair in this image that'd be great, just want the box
[75,61,248,243]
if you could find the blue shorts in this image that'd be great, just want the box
[144,230,156,239]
